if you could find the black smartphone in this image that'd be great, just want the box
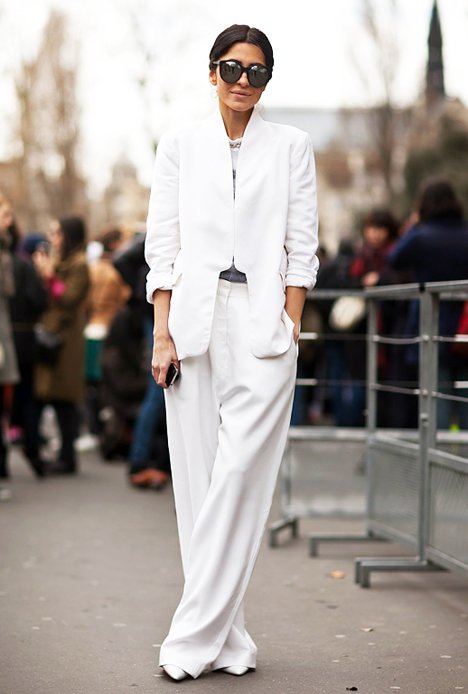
[165,363,180,387]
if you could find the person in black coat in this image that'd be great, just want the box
[99,304,148,459]
[9,228,49,476]
[389,178,468,429]
[111,235,170,488]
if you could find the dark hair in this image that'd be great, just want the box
[59,216,87,261]
[362,208,399,241]
[209,24,274,74]
[417,177,463,223]
[99,227,123,254]
[7,219,21,253]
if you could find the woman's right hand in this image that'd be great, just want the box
[152,333,179,388]
[32,248,54,280]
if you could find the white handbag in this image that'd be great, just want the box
[329,296,366,331]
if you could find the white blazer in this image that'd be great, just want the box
[145,107,319,360]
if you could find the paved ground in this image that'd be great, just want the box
[1,446,467,694]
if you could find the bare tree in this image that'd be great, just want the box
[349,0,407,203]
[14,59,39,227]
[96,0,208,226]
[121,0,207,154]
[13,10,86,229]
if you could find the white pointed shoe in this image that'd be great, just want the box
[221,665,250,676]
[162,664,189,681]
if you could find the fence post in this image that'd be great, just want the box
[418,289,439,562]
[366,296,378,434]
[366,296,378,525]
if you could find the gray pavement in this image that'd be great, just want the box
[1,446,468,694]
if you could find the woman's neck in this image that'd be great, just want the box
[219,103,253,140]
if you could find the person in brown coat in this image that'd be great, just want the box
[86,228,130,330]
[33,217,90,474]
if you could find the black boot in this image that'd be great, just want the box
[23,448,46,478]
[0,439,10,479]
[47,459,77,475]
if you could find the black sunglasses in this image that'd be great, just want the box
[212,59,271,88]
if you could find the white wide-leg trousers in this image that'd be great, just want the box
[160,280,297,678]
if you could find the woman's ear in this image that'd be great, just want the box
[209,70,217,87]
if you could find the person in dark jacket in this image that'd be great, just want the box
[389,178,468,429]
[8,227,48,476]
[325,211,401,426]
[315,239,356,425]
[99,304,148,459]
[113,235,169,489]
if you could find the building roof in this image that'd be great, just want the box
[263,106,408,152]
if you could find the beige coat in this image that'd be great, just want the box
[35,250,90,402]
[86,258,130,328]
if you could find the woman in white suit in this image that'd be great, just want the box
[145,24,318,681]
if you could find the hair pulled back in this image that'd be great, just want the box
[362,208,399,241]
[209,24,274,74]
[59,216,87,261]
[417,177,463,223]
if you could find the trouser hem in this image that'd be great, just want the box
[211,656,257,671]
[159,657,206,680]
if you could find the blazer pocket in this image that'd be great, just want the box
[282,307,295,332]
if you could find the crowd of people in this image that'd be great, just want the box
[0,190,169,501]
[1,176,467,501]
[291,177,468,430]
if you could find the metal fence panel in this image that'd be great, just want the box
[429,461,468,571]
[368,437,419,545]
[282,438,367,518]
[306,281,468,585]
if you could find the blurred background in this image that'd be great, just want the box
[1,0,468,249]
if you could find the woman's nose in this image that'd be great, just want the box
[238,71,249,87]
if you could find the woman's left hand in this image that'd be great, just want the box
[293,321,301,344]
[285,286,307,345]
[362,271,379,287]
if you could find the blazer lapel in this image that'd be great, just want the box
[235,108,269,196]
[234,108,270,236]
[203,108,269,204]
[202,111,233,206]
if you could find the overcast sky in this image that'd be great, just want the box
[1,0,467,192]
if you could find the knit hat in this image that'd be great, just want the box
[21,232,47,257]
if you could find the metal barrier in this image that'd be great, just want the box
[269,288,423,546]
[307,280,468,587]
[269,289,371,547]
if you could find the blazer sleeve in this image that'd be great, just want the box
[285,131,319,289]
[145,131,181,303]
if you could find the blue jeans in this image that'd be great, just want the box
[129,319,166,473]
[326,342,365,427]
